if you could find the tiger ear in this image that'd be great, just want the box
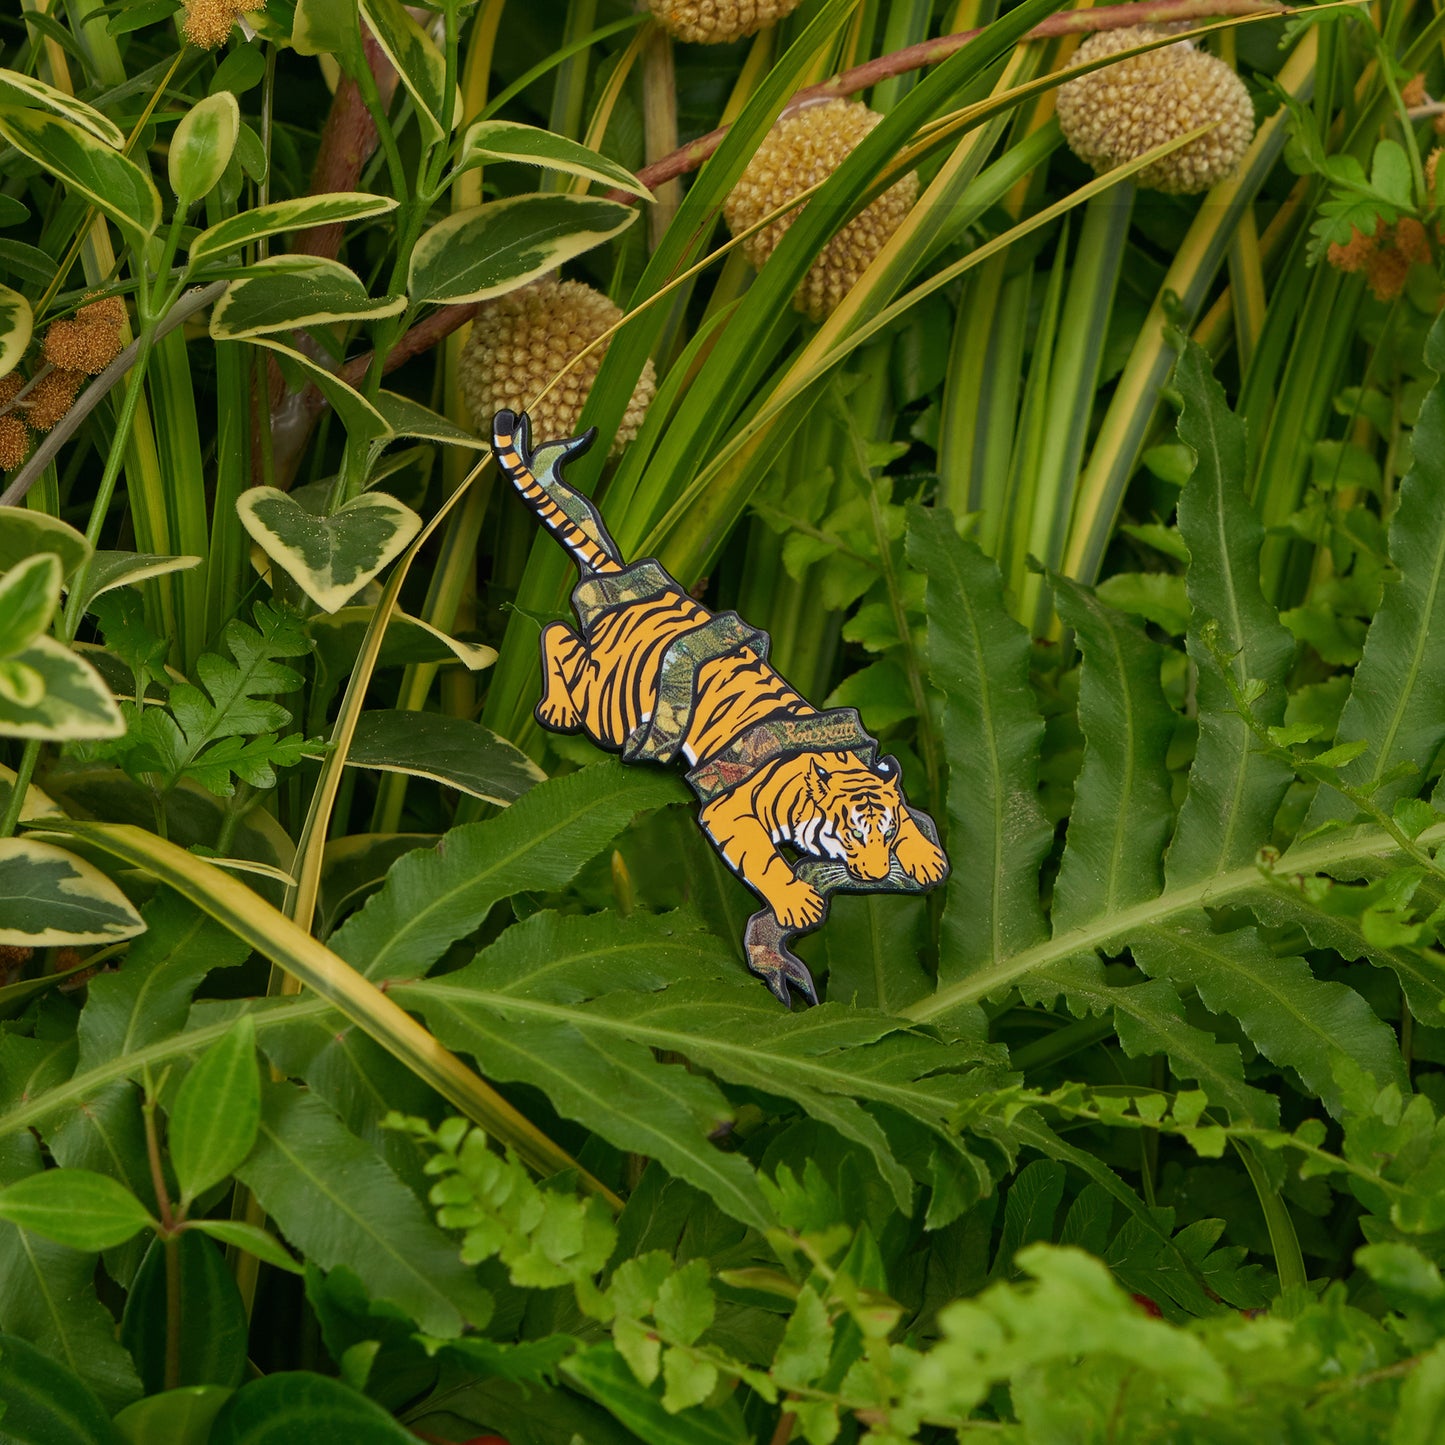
[806,758,831,799]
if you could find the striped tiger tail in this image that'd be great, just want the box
[492,409,624,575]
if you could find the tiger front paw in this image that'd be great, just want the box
[536,696,581,731]
[895,831,948,886]
[768,877,826,932]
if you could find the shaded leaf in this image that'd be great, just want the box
[346,710,542,804]
[455,120,651,199]
[209,1371,415,1445]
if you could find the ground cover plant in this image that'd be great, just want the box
[4,0,1445,1440]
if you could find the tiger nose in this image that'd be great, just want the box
[851,853,892,881]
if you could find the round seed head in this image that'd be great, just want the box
[723,98,919,321]
[0,372,23,408]
[1056,27,1256,195]
[0,415,29,470]
[25,369,84,432]
[43,312,124,376]
[648,0,802,43]
[181,0,254,49]
[459,279,656,453]
[77,295,127,332]
[1395,215,1432,267]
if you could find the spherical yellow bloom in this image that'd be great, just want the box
[648,0,802,44]
[724,99,918,321]
[1056,27,1255,195]
[459,279,655,453]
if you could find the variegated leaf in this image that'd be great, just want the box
[208,256,405,339]
[0,508,90,580]
[237,487,423,613]
[375,391,487,450]
[0,69,124,148]
[168,92,239,206]
[232,337,388,444]
[0,635,124,740]
[455,120,652,200]
[77,552,203,612]
[0,554,60,658]
[0,837,144,947]
[188,193,397,268]
[0,284,33,379]
[359,0,460,148]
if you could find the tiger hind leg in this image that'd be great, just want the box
[536,621,584,732]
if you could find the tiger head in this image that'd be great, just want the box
[803,753,904,882]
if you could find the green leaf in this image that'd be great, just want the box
[772,1286,832,1390]
[0,105,160,245]
[168,92,238,206]
[358,0,458,146]
[236,336,389,444]
[408,193,638,305]
[454,120,652,199]
[185,1220,301,1274]
[0,838,144,947]
[908,506,1051,987]
[1094,571,1190,636]
[373,389,489,449]
[329,758,685,980]
[0,69,124,148]
[0,553,61,658]
[234,1083,491,1338]
[566,1344,749,1444]
[1393,1341,1445,1445]
[290,0,363,59]
[168,1016,261,1206]
[188,194,397,268]
[1370,139,1413,207]
[113,1387,233,1445]
[1167,339,1294,884]
[0,282,33,377]
[0,1332,123,1445]
[0,633,123,741]
[0,1168,153,1251]
[120,1233,247,1392]
[237,487,422,613]
[346,710,542,804]
[76,552,202,613]
[1306,311,1445,825]
[209,257,405,339]
[209,1372,416,1445]
[0,508,90,579]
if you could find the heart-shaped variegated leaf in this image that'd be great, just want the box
[0,635,124,740]
[0,837,145,947]
[237,487,422,613]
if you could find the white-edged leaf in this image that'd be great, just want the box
[77,552,203,612]
[407,193,637,305]
[208,257,405,339]
[0,105,160,243]
[237,486,422,613]
[374,391,488,449]
[0,508,90,580]
[291,0,364,58]
[0,762,64,823]
[0,634,125,740]
[232,337,388,444]
[169,91,240,206]
[0,553,61,658]
[0,68,124,148]
[188,193,397,268]
[0,283,33,377]
[358,0,459,147]
[346,711,541,805]
[455,119,652,199]
[0,837,144,947]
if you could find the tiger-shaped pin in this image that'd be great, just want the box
[493,410,949,1004]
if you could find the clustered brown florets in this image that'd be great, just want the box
[1055,27,1256,195]
[181,0,265,50]
[648,0,802,43]
[459,278,656,453]
[723,98,919,321]
[1327,215,1434,302]
[43,295,127,375]
[0,372,29,471]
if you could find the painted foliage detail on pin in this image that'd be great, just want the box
[493,411,949,1005]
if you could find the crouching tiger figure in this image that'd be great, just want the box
[493,409,949,1005]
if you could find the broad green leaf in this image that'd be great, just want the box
[908,507,1051,988]
[186,1220,301,1274]
[1307,310,1445,827]
[374,389,489,449]
[232,337,388,444]
[0,1168,153,1251]
[168,92,239,206]
[0,838,143,947]
[564,1344,751,1445]
[209,256,405,339]
[0,69,124,148]
[0,105,160,244]
[408,193,638,305]
[455,119,652,199]
[1050,575,1176,930]
[0,1332,124,1445]
[0,635,125,740]
[237,486,422,613]
[76,552,202,613]
[114,1387,233,1445]
[346,710,541,804]
[0,507,89,579]
[813,893,929,1013]
[209,1372,416,1445]
[1166,340,1294,885]
[290,0,363,59]
[328,758,686,979]
[0,282,33,377]
[318,832,437,935]
[234,1083,491,1338]
[359,0,458,146]
[168,1016,261,1206]
[121,1233,247,1392]
[0,553,61,658]
[0,1136,142,1412]
[188,193,397,268]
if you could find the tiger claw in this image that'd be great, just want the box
[743,909,819,1007]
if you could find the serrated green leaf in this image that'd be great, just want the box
[772,1286,832,1390]
[0,1168,153,1251]
[168,1016,260,1206]
[0,838,143,947]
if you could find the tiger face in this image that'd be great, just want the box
[804,756,902,882]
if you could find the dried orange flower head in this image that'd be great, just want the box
[0,372,22,408]
[724,98,919,322]
[0,414,29,471]
[182,0,264,50]
[1056,27,1256,195]
[1327,218,1384,274]
[25,369,84,432]
[459,279,656,454]
[649,0,802,43]
[43,295,126,376]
